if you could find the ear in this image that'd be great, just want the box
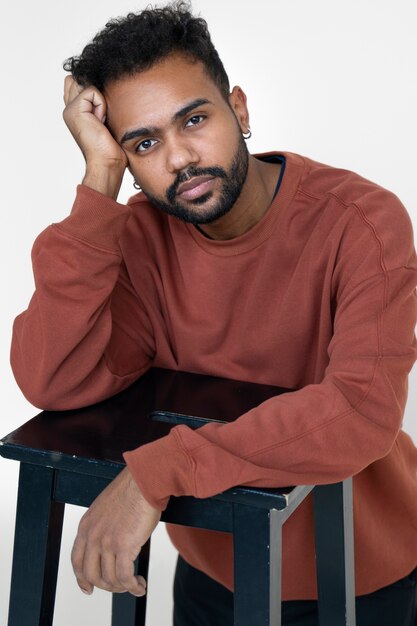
[228,86,250,133]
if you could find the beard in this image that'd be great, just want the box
[140,131,249,225]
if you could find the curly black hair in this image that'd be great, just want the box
[63,1,230,98]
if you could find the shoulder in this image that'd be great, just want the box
[293,152,400,206]
[295,153,409,221]
[287,152,415,270]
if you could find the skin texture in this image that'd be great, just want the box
[63,53,282,596]
[71,467,160,597]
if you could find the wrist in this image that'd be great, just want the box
[83,161,126,199]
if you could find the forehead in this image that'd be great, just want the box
[105,54,225,136]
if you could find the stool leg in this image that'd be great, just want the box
[112,538,151,626]
[8,462,64,626]
[313,479,356,626]
[233,505,282,626]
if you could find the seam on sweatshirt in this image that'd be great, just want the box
[345,197,388,357]
[242,402,397,460]
[185,225,291,259]
[245,358,395,460]
[326,191,389,358]
[182,355,392,462]
[334,266,414,294]
[181,403,387,462]
[303,187,387,277]
[177,399,394,466]
[296,187,323,202]
[297,186,388,284]
[52,224,123,257]
[327,193,387,274]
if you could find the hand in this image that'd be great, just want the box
[63,76,128,197]
[71,467,161,596]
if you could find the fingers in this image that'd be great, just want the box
[63,75,83,106]
[89,89,106,122]
[71,534,94,595]
[100,551,132,593]
[63,76,106,122]
[70,470,159,597]
[115,554,147,597]
[61,74,127,189]
[71,535,146,596]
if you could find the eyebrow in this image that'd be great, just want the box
[119,98,212,144]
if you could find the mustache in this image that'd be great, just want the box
[167,166,227,202]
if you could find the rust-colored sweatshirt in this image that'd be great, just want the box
[11,152,417,599]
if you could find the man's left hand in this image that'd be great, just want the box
[71,467,161,596]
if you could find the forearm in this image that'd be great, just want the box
[82,162,126,200]
[11,186,153,409]
[124,265,417,508]
[124,373,402,509]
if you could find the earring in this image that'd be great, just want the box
[133,181,141,190]
[242,128,252,140]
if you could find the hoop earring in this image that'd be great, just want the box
[133,181,141,190]
[242,128,252,140]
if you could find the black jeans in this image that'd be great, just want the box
[173,556,417,626]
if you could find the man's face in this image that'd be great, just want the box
[105,54,250,225]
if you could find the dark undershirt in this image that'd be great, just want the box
[257,153,286,200]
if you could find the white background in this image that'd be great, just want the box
[1,1,416,624]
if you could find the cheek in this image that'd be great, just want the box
[202,121,242,163]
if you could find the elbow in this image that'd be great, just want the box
[11,354,77,411]
[12,372,69,411]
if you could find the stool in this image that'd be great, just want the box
[1,368,355,625]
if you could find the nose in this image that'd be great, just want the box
[165,135,199,174]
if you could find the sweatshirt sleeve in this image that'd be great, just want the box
[11,185,155,409]
[124,195,417,511]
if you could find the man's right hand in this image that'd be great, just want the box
[63,76,128,199]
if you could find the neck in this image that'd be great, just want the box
[197,155,281,240]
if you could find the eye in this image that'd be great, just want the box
[185,115,205,128]
[136,138,158,153]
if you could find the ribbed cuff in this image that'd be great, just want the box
[123,429,194,511]
[55,185,131,251]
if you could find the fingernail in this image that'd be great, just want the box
[81,587,93,596]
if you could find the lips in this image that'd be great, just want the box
[177,176,215,200]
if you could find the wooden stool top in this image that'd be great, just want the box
[1,368,296,509]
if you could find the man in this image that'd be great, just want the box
[10,2,417,624]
